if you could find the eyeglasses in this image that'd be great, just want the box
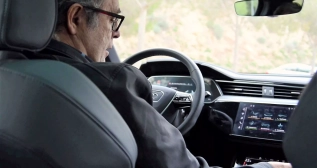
[82,5,125,32]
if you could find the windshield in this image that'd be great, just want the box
[114,0,316,76]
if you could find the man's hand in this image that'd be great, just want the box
[268,162,292,168]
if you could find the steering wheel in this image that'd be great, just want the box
[123,48,205,135]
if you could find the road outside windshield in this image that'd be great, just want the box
[114,0,317,76]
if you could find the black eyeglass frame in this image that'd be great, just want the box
[82,5,125,32]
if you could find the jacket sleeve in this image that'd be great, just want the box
[105,64,201,168]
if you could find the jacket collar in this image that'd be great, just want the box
[41,39,93,63]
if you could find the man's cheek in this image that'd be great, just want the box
[104,36,111,47]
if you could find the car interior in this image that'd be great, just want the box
[0,0,316,168]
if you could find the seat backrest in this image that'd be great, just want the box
[0,0,137,167]
[283,73,317,168]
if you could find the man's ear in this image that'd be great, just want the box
[66,4,87,35]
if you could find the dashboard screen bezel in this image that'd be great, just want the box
[232,102,296,141]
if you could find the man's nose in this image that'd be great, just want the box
[112,30,121,38]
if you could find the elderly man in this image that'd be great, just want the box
[32,0,292,168]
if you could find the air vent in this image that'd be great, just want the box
[216,80,304,100]
[274,85,303,99]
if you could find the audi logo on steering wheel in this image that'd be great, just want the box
[152,93,159,98]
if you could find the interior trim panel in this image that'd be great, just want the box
[215,96,298,106]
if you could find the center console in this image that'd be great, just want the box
[210,96,297,166]
[232,102,295,141]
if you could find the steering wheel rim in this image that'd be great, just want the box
[123,48,205,135]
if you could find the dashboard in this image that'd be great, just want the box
[142,59,308,139]
[141,59,309,166]
[147,74,298,141]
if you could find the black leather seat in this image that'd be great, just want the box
[0,0,137,167]
[283,73,317,168]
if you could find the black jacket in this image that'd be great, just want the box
[27,40,273,168]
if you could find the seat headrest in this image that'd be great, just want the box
[283,73,317,168]
[0,0,57,52]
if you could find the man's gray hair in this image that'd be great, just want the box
[56,0,104,33]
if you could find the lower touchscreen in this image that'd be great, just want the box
[232,103,295,140]
[242,157,287,165]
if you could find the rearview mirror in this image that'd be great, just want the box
[234,0,304,16]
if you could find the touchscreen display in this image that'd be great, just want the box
[241,157,287,165]
[232,103,295,140]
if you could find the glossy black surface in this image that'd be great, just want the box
[209,101,240,120]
